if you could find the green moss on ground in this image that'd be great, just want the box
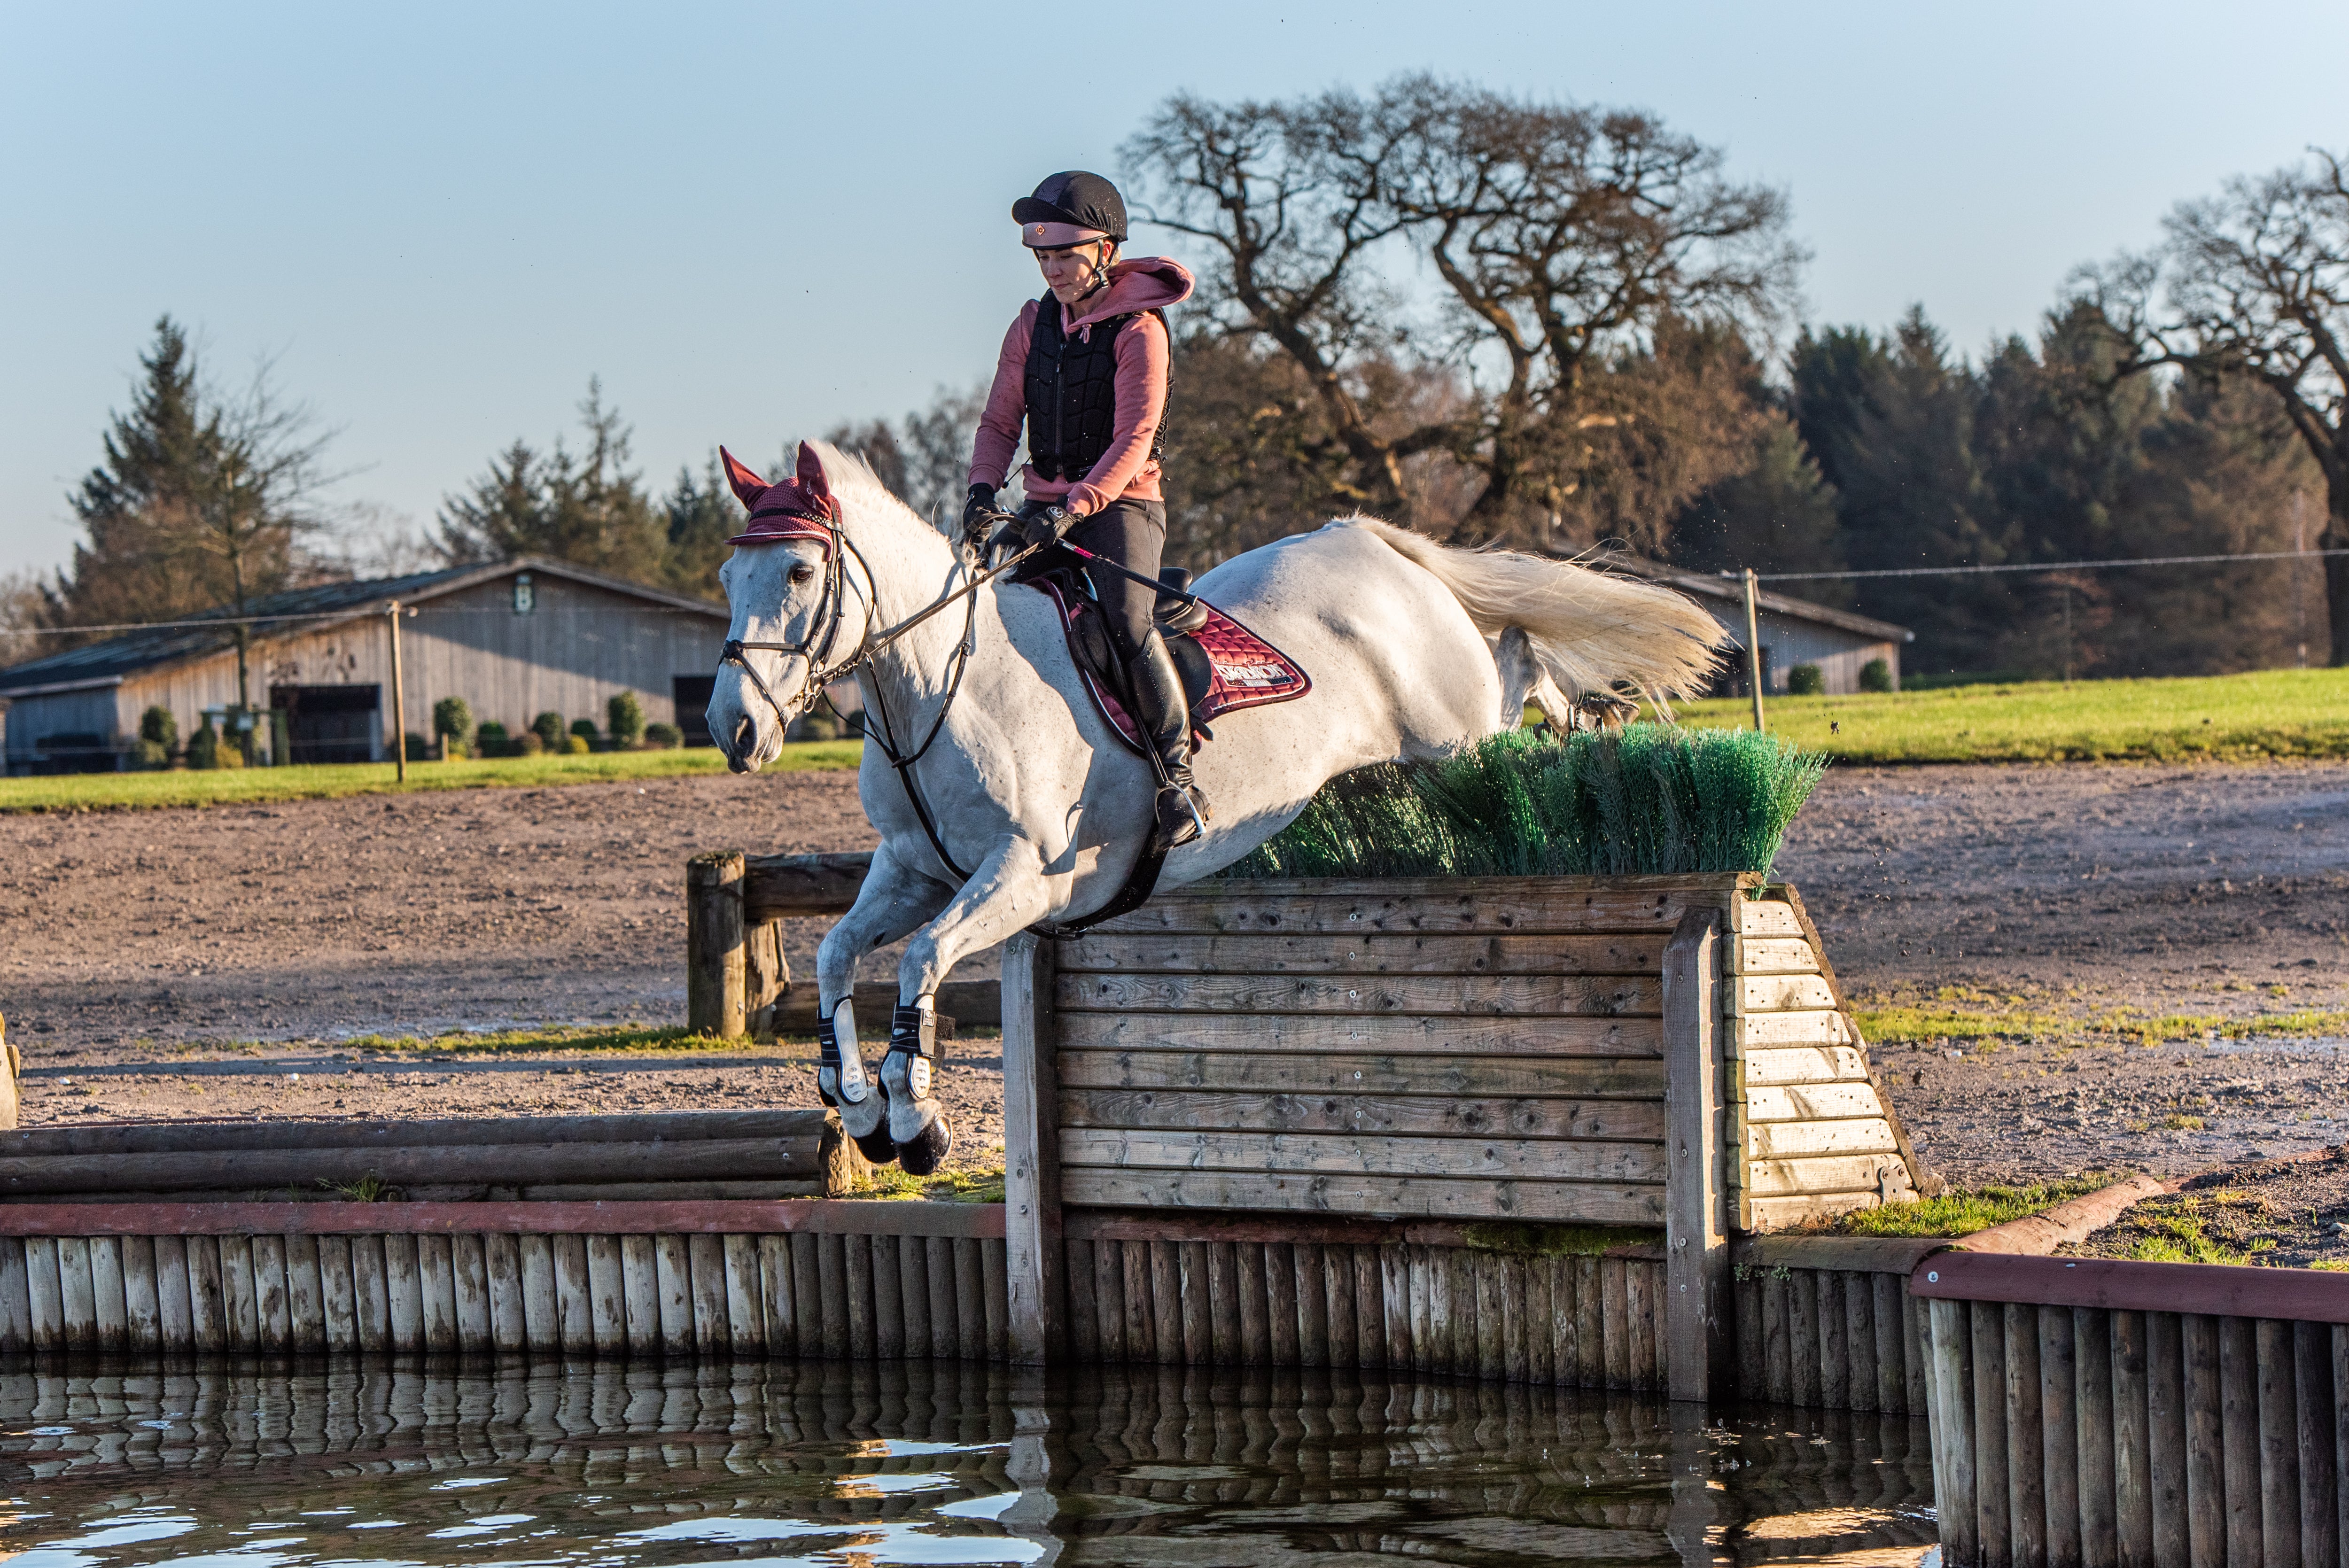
[1460,1222,1662,1256]
[1829,1176,2114,1238]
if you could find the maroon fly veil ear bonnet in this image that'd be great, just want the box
[722,443,838,551]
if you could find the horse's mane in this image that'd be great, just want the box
[807,440,951,539]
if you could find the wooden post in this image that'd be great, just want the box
[387,600,407,782]
[0,1013,18,1132]
[1663,908,1730,1405]
[746,919,789,1039]
[1742,569,1766,732]
[1001,931,1066,1364]
[686,851,747,1039]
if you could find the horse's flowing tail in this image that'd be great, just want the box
[1346,518,1724,713]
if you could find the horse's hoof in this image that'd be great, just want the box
[895,1114,953,1177]
[853,1126,900,1166]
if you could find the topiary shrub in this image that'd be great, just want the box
[513,730,544,756]
[569,717,600,751]
[607,691,645,750]
[433,697,474,758]
[1224,725,1826,882]
[134,738,170,769]
[1859,657,1894,693]
[532,712,566,752]
[140,705,179,756]
[1787,663,1825,696]
[187,721,222,770]
[643,722,683,749]
[475,720,510,756]
[563,732,591,754]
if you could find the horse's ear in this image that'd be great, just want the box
[795,441,833,502]
[719,446,768,508]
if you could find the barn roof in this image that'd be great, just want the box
[1602,557,1914,644]
[0,558,726,699]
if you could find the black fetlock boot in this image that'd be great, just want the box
[881,999,954,1177]
[1125,628,1210,850]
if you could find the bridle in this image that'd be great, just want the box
[718,513,1037,884]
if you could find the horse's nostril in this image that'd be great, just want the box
[732,715,756,754]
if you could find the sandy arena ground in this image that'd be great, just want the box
[1,760,2345,1187]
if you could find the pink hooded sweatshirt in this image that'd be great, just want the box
[968,256,1195,517]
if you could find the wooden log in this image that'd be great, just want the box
[1627,1256,1659,1391]
[1175,1239,1209,1364]
[1296,1242,1330,1371]
[871,1232,905,1359]
[0,1237,27,1355]
[450,1234,490,1352]
[123,1234,161,1354]
[686,848,747,1039]
[520,1233,560,1351]
[724,1234,763,1354]
[981,1239,1008,1362]
[843,1231,875,1358]
[620,1234,659,1355]
[1114,1238,1148,1362]
[552,1234,590,1353]
[1843,1270,1878,1413]
[1089,877,1747,938]
[1266,1242,1299,1367]
[315,1235,354,1352]
[56,1235,94,1349]
[689,1233,728,1351]
[1057,1049,1666,1100]
[2217,1315,2261,1567]
[586,1235,624,1355]
[1908,1289,1934,1416]
[817,1232,849,1360]
[2180,1314,2227,1567]
[1404,1242,1431,1375]
[740,848,872,917]
[88,1235,126,1353]
[1235,1239,1268,1366]
[1972,1302,2011,1566]
[383,1233,421,1352]
[1057,969,1665,1017]
[927,1234,958,1360]
[1872,1272,1908,1415]
[0,1107,834,1158]
[1151,1240,1183,1366]
[1001,932,1065,1365]
[2113,1309,2153,1568]
[1059,1170,1664,1226]
[895,1233,928,1359]
[2001,1302,2046,1567]
[1093,1237,1125,1361]
[654,1234,694,1355]
[1662,908,1729,1405]
[1064,1239,1099,1362]
[347,1234,389,1353]
[791,1232,823,1358]
[1525,1253,1556,1386]
[477,1230,519,1352]
[1819,1272,1851,1413]
[745,916,788,1039]
[2296,1320,2339,1568]
[1604,1255,1633,1389]
[1929,1298,1979,1568]
[1059,1011,1662,1059]
[2074,1305,2116,1561]
[1759,1268,1789,1402]
[757,1234,792,1354]
[2148,1313,2196,1568]
[1379,1244,1409,1374]
[2254,1317,2298,1568]
[1058,1087,1666,1144]
[188,1234,228,1353]
[287,1233,327,1352]
[1354,1246,1386,1372]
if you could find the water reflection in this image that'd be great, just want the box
[0,1359,1936,1565]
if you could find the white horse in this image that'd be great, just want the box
[710,442,1720,1172]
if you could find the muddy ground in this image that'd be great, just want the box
[1,760,2345,1187]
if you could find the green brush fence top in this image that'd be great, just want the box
[1223,724,1826,880]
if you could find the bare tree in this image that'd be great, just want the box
[1124,76,1803,544]
[2085,147,2349,663]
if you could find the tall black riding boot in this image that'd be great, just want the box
[1125,628,1210,849]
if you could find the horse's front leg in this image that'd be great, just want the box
[816,844,955,1164]
[881,835,1057,1176]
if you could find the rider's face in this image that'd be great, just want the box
[1034,241,1114,306]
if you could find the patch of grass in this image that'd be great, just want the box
[1460,1222,1662,1257]
[323,1173,400,1202]
[1224,724,1823,880]
[1832,1176,2110,1238]
[0,740,862,814]
[2308,1260,2349,1273]
[1674,666,2349,765]
[2120,1196,2278,1266]
[845,1165,1006,1203]
[2162,1113,2207,1132]
[1852,988,2349,1048]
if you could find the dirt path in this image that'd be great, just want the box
[3,759,2345,1187]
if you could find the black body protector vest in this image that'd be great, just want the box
[1023,290,1170,482]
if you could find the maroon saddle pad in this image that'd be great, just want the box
[1034,578,1311,754]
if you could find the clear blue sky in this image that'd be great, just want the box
[4,0,2343,579]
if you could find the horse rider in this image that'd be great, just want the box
[961,170,1207,850]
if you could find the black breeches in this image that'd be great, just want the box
[1066,498,1166,660]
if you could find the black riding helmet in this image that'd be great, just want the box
[1013,171,1128,248]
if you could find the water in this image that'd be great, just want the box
[0,1360,1938,1566]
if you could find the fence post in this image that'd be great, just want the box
[1664,908,1731,1404]
[1001,931,1066,1364]
[686,850,747,1039]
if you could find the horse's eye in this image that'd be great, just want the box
[790,564,816,585]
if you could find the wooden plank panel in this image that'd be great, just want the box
[315,1236,354,1353]
[791,1233,822,1358]
[1058,970,1663,1017]
[1746,1155,1902,1198]
[927,1234,960,1359]
[587,1234,626,1354]
[123,1235,161,1354]
[1236,1241,1268,1365]
[383,1234,422,1352]
[1739,975,1838,1013]
[285,1234,325,1352]
[894,1234,928,1359]
[520,1234,560,1351]
[1058,1050,1665,1099]
[482,1232,525,1352]
[1745,1192,1884,1229]
[688,1233,728,1352]
[451,1234,490,1352]
[1058,931,1672,976]
[1059,1087,1666,1143]
[1744,1083,1884,1122]
[416,1233,454,1353]
[759,1234,793,1355]
[58,1236,95,1349]
[1060,1127,1665,1183]
[553,1234,592,1353]
[1733,1015,1854,1051]
[188,1235,227,1352]
[0,1238,28,1355]
[724,1234,765,1354]
[1737,901,1806,939]
[1092,879,1742,936]
[1746,1120,1900,1158]
[1736,936,1819,973]
[655,1234,695,1355]
[1062,1168,1664,1224]
[1061,1011,1661,1058]
[871,1232,906,1358]
[843,1232,876,1358]
[1742,1044,1869,1084]
[88,1236,126,1352]
[347,1235,389,1353]
[982,1238,1009,1362]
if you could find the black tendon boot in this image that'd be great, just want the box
[819,1001,896,1165]
[881,999,954,1176]
[1126,628,1210,850]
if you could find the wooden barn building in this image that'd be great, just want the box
[1610,559,1913,695]
[0,559,731,773]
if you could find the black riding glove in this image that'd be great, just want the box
[960,484,1001,541]
[1018,504,1074,552]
